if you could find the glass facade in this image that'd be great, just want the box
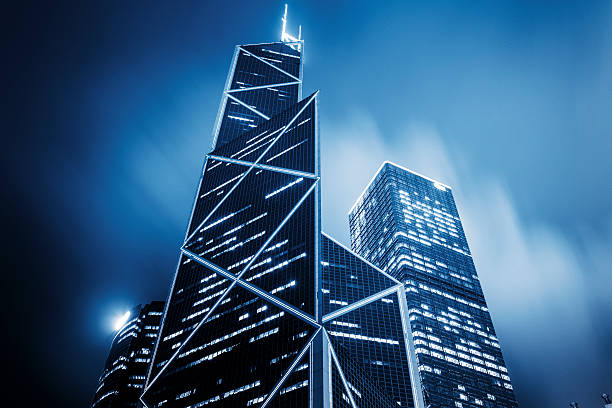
[320,233,416,408]
[349,162,519,408]
[213,43,302,150]
[141,35,323,405]
[91,301,164,408]
[141,18,419,408]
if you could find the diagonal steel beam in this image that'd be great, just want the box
[211,46,241,149]
[230,176,317,279]
[142,46,242,391]
[182,247,319,327]
[321,231,401,285]
[322,284,403,323]
[396,286,427,408]
[324,330,358,408]
[225,92,270,120]
[183,91,318,246]
[207,154,317,180]
[139,392,151,408]
[227,81,301,93]
[260,327,321,408]
[145,179,318,393]
[239,46,300,81]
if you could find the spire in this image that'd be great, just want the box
[281,4,302,51]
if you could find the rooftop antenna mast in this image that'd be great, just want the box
[281,4,302,51]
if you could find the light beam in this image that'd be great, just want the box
[113,310,131,331]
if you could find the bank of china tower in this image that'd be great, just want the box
[142,11,423,408]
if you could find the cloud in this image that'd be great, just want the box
[320,109,612,407]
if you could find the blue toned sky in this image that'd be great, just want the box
[3,1,611,407]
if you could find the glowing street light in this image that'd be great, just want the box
[113,310,131,331]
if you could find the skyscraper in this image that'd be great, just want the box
[91,301,164,408]
[141,8,421,408]
[320,232,422,408]
[349,162,519,408]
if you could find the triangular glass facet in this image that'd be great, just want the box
[147,255,233,381]
[142,284,317,408]
[266,349,311,408]
[241,184,316,316]
[187,159,249,237]
[229,84,299,123]
[211,96,313,165]
[324,295,414,408]
[215,97,268,149]
[230,48,297,90]
[321,234,398,316]
[242,43,301,79]
[330,354,354,408]
[259,96,316,174]
[184,167,316,276]
[330,342,400,408]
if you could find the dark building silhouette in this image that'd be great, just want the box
[91,301,164,408]
[140,8,422,408]
[349,162,519,408]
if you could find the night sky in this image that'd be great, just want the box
[3,1,611,407]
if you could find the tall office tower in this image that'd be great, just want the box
[91,301,164,408]
[349,162,519,408]
[141,8,420,408]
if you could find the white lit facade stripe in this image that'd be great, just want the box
[326,331,399,346]
[210,45,241,150]
[145,177,320,393]
[225,92,271,120]
[140,9,423,406]
[259,327,321,408]
[142,31,312,406]
[141,42,243,394]
[207,154,318,179]
[265,177,303,199]
[181,247,318,327]
[396,286,427,408]
[239,46,301,82]
[324,331,358,408]
[347,162,518,408]
[92,303,163,408]
[322,285,401,323]
[321,231,401,285]
[182,91,318,246]
[265,137,309,163]
[348,160,451,216]
[227,81,301,93]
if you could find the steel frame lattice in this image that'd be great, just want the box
[142,89,320,407]
[141,22,423,407]
[320,232,426,408]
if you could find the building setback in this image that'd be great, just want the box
[320,232,421,408]
[140,9,422,408]
[91,301,164,408]
[349,162,519,408]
